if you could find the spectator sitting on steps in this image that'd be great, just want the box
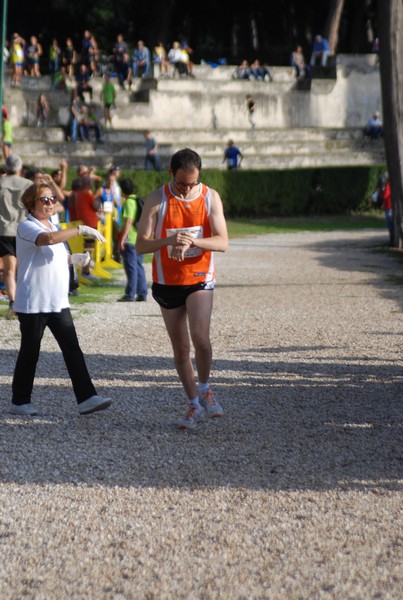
[250,59,273,82]
[132,40,151,78]
[168,41,187,77]
[232,59,251,80]
[364,111,383,140]
[291,45,311,80]
[310,35,331,67]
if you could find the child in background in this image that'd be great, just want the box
[244,94,256,129]
[2,107,13,159]
[36,93,49,127]
[100,74,116,128]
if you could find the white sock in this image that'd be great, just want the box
[189,397,201,407]
[198,382,209,395]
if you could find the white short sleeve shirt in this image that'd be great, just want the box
[14,215,70,313]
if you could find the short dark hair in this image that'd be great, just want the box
[170,148,201,175]
[119,177,135,196]
[71,177,83,191]
[24,166,44,181]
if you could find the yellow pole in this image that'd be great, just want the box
[91,219,113,279]
[99,209,121,270]
[61,220,111,282]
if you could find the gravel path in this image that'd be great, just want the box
[0,229,402,599]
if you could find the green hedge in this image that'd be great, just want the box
[63,165,386,217]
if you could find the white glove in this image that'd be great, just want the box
[69,252,91,267]
[78,225,106,242]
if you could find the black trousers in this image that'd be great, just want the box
[12,309,96,405]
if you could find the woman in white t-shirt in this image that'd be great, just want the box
[10,180,112,417]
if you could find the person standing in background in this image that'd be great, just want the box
[0,154,33,318]
[378,172,393,246]
[2,107,13,159]
[244,94,256,129]
[144,130,161,171]
[222,139,243,170]
[100,74,116,128]
[49,38,62,89]
[36,93,49,127]
[62,37,78,80]
[117,177,148,303]
[10,33,26,87]
[74,175,102,280]
[27,35,43,78]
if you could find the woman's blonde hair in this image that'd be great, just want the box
[21,180,55,214]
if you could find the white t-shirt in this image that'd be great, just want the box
[14,215,70,313]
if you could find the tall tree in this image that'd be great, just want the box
[377,0,403,247]
[324,0,346,53]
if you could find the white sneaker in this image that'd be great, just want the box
[10,403,38,416]
[79,395,112,415]
[199,389,223,417]
[178,405,205,430]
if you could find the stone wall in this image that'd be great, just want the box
[4,55,382,131]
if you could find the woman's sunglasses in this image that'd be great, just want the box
[38,195,57,205]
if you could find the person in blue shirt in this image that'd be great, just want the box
[223,140,244,170]
[310,35,331,67]
[144,130,161,171]
[132,40,151,78]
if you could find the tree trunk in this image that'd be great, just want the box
[324,0,346,53]
[377,0,403,247]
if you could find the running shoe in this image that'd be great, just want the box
[199,388,223,417]
[178,405,205,430]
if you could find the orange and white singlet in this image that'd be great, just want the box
[152,183,215,286]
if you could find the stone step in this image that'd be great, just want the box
[13,125,375,144]
[13,136,384,157]
[100,127,370,144]
[13,140,384,163]
[13,127,66,142]
[13,137,385,171]
[15,152,385,171]
[3,64,297,90]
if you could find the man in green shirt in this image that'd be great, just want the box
[117,178,148,302]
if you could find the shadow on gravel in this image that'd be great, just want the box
[308,235,403,312]
[0,349,401,492]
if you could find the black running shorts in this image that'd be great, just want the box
[151,282,214,309]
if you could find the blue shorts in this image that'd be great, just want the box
[152,282,214,309]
